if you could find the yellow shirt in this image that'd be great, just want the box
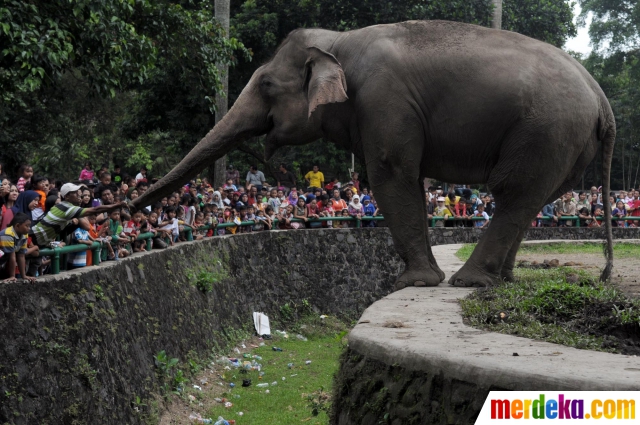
[305,171,324,188]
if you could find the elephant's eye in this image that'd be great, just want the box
[261,80,272,88]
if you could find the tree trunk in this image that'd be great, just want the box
[491,0,502,30]
[213,0,230,189]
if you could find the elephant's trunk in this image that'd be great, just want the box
[132,75,268,208]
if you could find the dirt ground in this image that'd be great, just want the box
[158,336,264,425]
[516,252,640,299]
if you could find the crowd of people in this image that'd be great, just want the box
[0,163,378,281]
[1,160,638,282]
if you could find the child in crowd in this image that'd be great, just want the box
[107,209,130,258]
[362,195,378,227]
[160,207,180,245]
[322,198,335,227]
[87,213,116,261]
[279,205,295,229]
[254,209,271,231]
[125,210,146,252]
[473,203,490,228]
[292,197,307,229]
[16,165,34,192]
[238,206,252,233]
[612,200,628,227]
[578,207,599,227]
[268,189,281,214]
[192,211,206,240]
[306,198,321,227]
[67,220,94,269]
[433,197,452,228]
[339,209,351,228]
[31,176,49,222]
[147,211,168,248]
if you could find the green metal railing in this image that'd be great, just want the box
[429,215,640,227]
[37,216,386,274]
[37,214,640,275]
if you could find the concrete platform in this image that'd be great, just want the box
[331,244,640,425]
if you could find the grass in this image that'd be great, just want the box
[455,242,640,261]
[202,316,348,424]
[459,266,640,353]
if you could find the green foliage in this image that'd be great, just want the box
[460,266,640,352]
[0,0,248,178]
[502,0,576,47]
[578,0,639,52]
[280,302,294,321]
[154,350,179,377]
[187,268,226,293]
[456,242,640,261]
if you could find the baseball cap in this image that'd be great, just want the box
[60,183,84,198]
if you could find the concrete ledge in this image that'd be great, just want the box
[331,243,640,425]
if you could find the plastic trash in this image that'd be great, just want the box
[290,374,298,377]
[188,395,196,402]
[282,377,286,381]
[295,334,308,342]
[242,379,251,387]
[214,398,222,403]
[271,381,278,386]
[272,347,283,352]
[189,413,213,424]
[243,354,251,359]
[305,360,312,365]
[229,383,235,388]
[238,412,244,416]
[193,385,202,391]
[274,330,288,339]
[213,417,229,425]
[265,389,270,394]
[224,402,233,408]
[233,395,241,399]
[287,363,294,369]
[320,315,328,319]
[256,383,269,388]
[259,371,265,376]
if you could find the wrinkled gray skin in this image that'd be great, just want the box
[134,20,615,288]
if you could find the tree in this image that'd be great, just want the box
[0,0,248,177]
[213,0,231,188]
[578,0,639,52]
[578,0,640,189]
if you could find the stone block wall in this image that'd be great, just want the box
[0,229,401,425]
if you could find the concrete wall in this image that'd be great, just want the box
[0,229,401,425]
[0,226,636,424]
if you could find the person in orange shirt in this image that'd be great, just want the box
[331,189,348,211]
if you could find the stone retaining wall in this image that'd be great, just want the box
[0,226,636,424]
[0,229,401,425]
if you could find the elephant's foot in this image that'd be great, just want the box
[393,267,442,291]
[430,262,446,282]
[500,268,515,283]
[448,264,499,288]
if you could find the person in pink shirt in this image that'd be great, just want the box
[79,162,94,181]
[627,190,640,219]
[16,165,33,192]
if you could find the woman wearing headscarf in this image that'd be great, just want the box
[12,190,41,223]
[348,194,364,219]
[287,189,299,206]
[211,191,224,209]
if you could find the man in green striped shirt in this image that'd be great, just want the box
[32,183,125,247]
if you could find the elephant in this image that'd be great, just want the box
[133,20,615,288]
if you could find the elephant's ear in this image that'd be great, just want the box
[305,47,348,118]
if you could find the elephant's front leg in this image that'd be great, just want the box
[369,170,444,290]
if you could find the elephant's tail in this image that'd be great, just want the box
[598,99,616,282]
